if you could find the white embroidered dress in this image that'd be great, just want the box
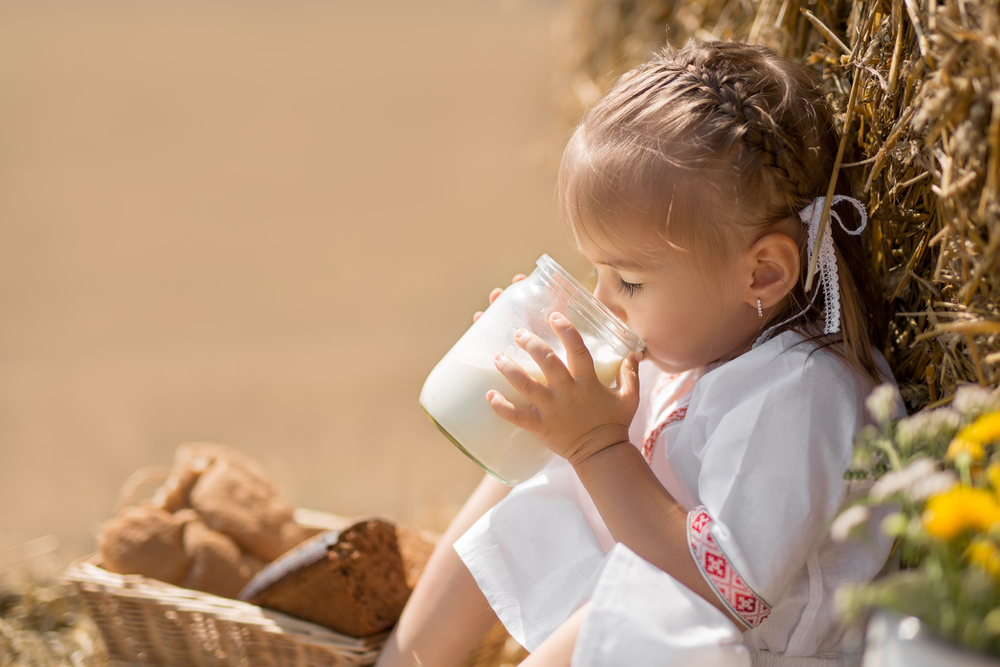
[454,331,899,667]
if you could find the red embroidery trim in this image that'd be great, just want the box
[655,373,681,390]
[641,406,688,464]
[687,506,771,628]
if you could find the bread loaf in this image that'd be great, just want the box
[98,504,189,585]
[152,442,275,512]
[188,455,309,562]
[239,519,419,637]
[178,512,265,599]
[151,443,219,512]
[396,526,437,590]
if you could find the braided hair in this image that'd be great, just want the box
[559,40,886,383]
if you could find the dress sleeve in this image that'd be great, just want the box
[684,348,866,626]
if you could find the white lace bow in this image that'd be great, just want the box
[753,195,868,348]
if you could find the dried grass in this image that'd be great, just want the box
[553,0,1000,410]
[0,537,106,667]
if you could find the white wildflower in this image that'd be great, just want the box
[906,470,958,501]
[831,504,870,542]
[953,384,1000,418]
[881,512,909,537]
[895,408,961,453]
[866,384,901,426]
[869,457,938,502]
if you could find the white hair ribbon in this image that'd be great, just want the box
[753,195,867,348]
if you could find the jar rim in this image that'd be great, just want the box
[535,254,646,354]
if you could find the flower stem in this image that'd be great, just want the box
[876,439,903,471]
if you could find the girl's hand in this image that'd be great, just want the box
[473,274,526,323]
[487,312,642,466]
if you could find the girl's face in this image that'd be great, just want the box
[578,229,759,374]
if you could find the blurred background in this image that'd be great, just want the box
[0,0,590,561]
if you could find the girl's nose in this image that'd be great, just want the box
[594,280,627,323]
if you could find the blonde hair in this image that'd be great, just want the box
[559,40,886,383]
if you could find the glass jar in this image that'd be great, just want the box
[419,254,645,485]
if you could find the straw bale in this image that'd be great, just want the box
[554,0,1000,410]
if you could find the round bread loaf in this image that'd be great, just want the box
[153,442,270,512]
[188,455,303,562]
[151,445,214,512]
[98,504,189,585]
[179,512,265,599]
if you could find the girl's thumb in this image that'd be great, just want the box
[619,351,642,395]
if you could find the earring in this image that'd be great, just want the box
[757,298,763,318]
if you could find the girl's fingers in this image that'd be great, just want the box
[549,313,597,380]
[494,352,548,404]
[513,329,573,387]
[488,287,504,305]
[486,390,541,431]
[473,311,483,323]
[618,352,642,397]
[511,274,526,284]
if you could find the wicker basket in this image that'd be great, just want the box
[63,508,512,667]
[65,558,384,666]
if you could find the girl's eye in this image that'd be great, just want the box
[616,278,643,297]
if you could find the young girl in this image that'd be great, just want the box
[377,40,899,667]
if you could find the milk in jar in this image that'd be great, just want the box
[419,347,625,485]
[419,255,644,485]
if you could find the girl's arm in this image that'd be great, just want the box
[571,442,742,627]
[375,473,512,667]
[489,314,742,627]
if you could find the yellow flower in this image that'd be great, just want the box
[948,412,1000,462]
[948,437,985,463]
[923,486,1000,539]
[967,538,1000,579]
[988,463,1000,493]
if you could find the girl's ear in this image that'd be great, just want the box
[744,232,801,310]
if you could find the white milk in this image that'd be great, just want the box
[419,348,625,485]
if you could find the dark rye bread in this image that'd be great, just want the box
[238,518,414,637]
[396,526,436,590]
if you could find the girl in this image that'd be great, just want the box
[377,40,899,667]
